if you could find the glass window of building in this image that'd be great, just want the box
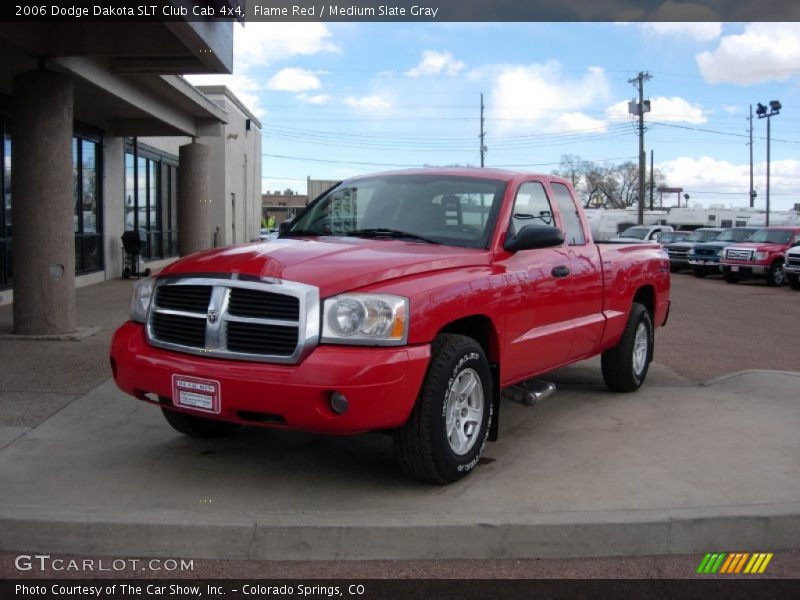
[0,118,10,288]
[124,140,178,261]
[73,129,103,274]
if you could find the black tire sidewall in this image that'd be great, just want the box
[428,344,492,481]
[630,307,653,388]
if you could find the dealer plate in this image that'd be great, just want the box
[172,374,221,414]
[731,265,740,272]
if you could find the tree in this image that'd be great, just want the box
[554,155,667,209]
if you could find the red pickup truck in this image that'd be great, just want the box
[111,169,670,483]
[719,227,800,286]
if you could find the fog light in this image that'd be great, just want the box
[330,391,349,415]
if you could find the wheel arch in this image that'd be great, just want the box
[632,284,656,322]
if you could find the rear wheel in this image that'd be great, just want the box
[394,334,492,484]
[766,261,785,287]
[161,406,240,438]
[601,303,653,393]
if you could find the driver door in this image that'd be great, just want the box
[498,181,574,382]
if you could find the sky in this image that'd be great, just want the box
[187,21,800,211]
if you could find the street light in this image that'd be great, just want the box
[756,100,782,226]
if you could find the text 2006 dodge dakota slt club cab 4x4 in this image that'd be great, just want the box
[111,169,670,483]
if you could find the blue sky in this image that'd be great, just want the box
[188,22,800,211]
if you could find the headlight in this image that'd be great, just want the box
[321,294,408,345]
[716,248,724,256]
[130,277,155,323]
[754,252,768,261]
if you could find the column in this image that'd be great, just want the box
[11,69,76,335]
[177,141,211,256]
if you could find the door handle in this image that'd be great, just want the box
[551,265,570,278]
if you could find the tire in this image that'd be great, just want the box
[669,264,680,273]
[601,303,653,393]
[765,261,785,287]
[161,406,240,438]
[692,267,707,278]
[394,334,492,484]
[723,271,739,284]
[788,274,800,290]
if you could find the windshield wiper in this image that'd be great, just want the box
[346,228,439,244]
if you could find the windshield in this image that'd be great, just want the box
[686,230,720,243]
[659,232,684,243]
[714,229,756,242]
[618,227,649,240]
[748,229,792,244]
[286,174,507,249]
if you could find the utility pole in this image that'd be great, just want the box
[480,93,486,168]
[748,105,755,207]
[649,149,654,211]
[628,71,651,225]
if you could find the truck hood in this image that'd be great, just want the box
[159,237,491,297]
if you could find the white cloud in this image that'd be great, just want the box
[606,96,707,124]
[659,156,800,210]
[344,95,392,110]
[550,113,607,134]
[267,68,322,92]
[639,22,722,42]
[233,22,339,69]
[697,23,800,85]
[186,23,339,117]
[723,104,743,114]
[406,50,466,77]
[487,62,611,133]
[297,93,331,105]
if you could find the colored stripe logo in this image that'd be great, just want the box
[697,552,773,574]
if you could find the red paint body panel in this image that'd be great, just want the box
[111,168,670,433]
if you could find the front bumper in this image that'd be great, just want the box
[111,322,431,435]
[720,263,767,277]
[784,264,800,275]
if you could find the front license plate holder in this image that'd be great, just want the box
[731,265,740,272]
[172,374,221,414]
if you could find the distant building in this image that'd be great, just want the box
[307,177,340,202]
[262,190,309,225]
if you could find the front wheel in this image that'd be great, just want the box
[601,303,653,393]
[161,406,241,438]
[692,267,707,278]
[788,273,800,290]
[394,334,492,484]
[766,261,785,287]
[723,271,739,284]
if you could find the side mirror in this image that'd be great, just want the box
[504,225,564,252]
[279,219,294,234]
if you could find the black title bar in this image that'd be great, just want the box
[2,0,799,22]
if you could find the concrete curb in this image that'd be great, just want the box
[2,504,799,560]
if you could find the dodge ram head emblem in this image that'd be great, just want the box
[207,309,219,324]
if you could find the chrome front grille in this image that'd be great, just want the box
[787,256,800,268]
[726,248,753,261]
[146,277,319,364]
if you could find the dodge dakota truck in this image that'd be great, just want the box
[111,169,670,483]
[719,227,800,286]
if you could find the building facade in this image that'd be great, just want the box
[0,17,262,333]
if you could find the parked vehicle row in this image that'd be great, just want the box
[663,225,800,288]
